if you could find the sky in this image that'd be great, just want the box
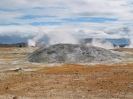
[0,0,133,43]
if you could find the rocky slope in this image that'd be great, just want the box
[24,44,126,63]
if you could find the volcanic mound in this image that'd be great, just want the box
[24,44,126,63]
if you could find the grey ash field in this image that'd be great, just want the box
[0,44,133,99]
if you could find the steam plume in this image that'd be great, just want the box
[27,29,116,50]
[124,28,133,48]
[27,29,44,47]
[127,33,133,48]
[28,39,36,47]
[87,38,114,49]
[48,31,78,45]
[27,30,78,47]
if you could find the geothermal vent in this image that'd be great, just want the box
[24,44,126,63]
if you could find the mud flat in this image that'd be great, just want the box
[0,47,133,99]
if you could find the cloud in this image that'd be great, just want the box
[0,0,133,43]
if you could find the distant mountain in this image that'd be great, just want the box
[83,38,130,47]
[0,42,27,47]
[0,35,34,44]
[0,34,48,45]
[106,38,130,45]
[0,34,130,47]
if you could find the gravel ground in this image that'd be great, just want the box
[0,47,133,99]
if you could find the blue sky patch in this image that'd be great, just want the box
[0,23,20,26]
[0,8,15,12]
[30,22,61,26]
[62,17,117,23]
[19,15,57,20]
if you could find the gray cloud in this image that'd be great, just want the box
[0,0,133,43]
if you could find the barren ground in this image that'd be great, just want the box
[0,47,133,99]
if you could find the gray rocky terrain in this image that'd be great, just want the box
[23,44,127,63]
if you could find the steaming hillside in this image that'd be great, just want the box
[23,44,127,63]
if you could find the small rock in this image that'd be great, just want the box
[14,68,22,72]
[13,96,18,99]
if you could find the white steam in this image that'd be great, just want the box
[27,29,115,50]
[27,29,44,47]
[28,39,36,47]
[122,27,133,48]
[27,30,78,47]
[127,33,133,48]
[48,31,78,45]
[86,38,114,49]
